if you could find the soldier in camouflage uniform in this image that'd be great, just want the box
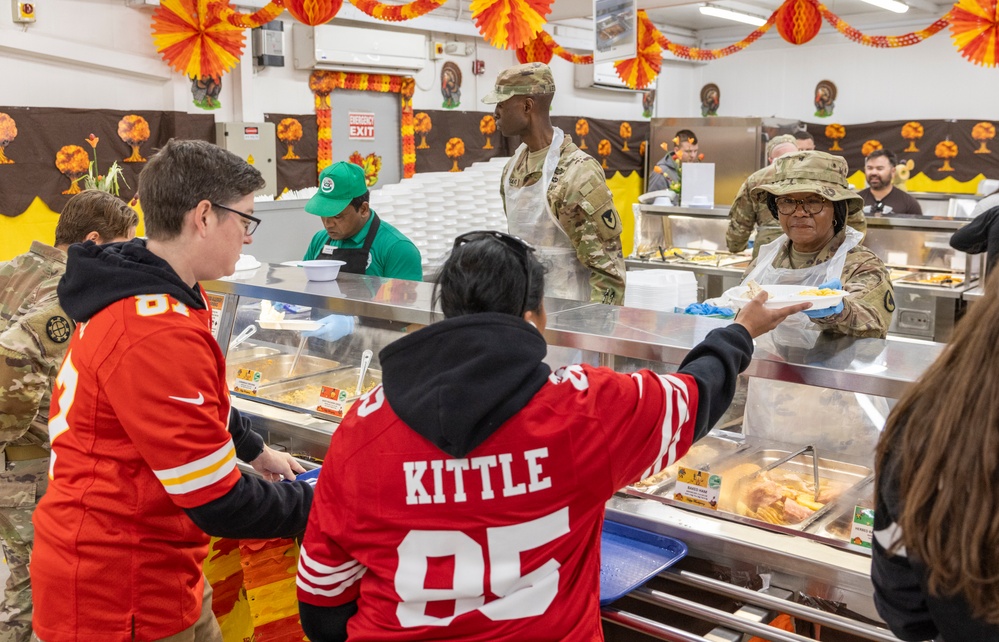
[742,151,894,339]
[484,62,626,305]
[0,191,136,642]
[727,138,868,257]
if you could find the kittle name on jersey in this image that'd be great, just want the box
[404,447,552,505]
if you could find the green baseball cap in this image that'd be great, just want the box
[751,151,864,219]
[305,162,368,218]
[481,62,556,105]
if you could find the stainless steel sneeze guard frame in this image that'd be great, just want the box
[207,266,942,400]
[205,266,937,641]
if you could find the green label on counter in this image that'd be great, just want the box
[850,506,875,549]
[674,467,721,510]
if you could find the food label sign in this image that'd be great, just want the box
[234,368,262,396]
[349,113,375,140]
[849,506,875,549]
[206,293,226,339]
[673,467,721,509]
[317,386,349,417]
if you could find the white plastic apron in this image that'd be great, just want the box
[734,227,863,330]
[503,128,590,302]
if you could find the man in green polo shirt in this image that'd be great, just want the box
[304,162,423,281]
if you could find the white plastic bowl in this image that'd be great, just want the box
[301,259,346,281]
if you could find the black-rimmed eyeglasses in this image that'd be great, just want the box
[775,196,829,216]
[212,202,261,236]
[453,231,536,316]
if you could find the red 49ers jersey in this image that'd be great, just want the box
[297,364,698,641]
[32,291,242,642]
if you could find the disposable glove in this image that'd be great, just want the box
[683,302,735,317]
[302,315,355,342]
[803,278,844,318]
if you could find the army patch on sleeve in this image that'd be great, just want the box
[884,291,896,313]
[601,210,617,229]
[46,316,72,343]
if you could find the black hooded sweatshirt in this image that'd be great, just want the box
[58,239,311,539]
[378,312,753,458]
[299,312,754,641]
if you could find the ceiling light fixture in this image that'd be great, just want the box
[699,4,767,26]
[857,0,909,12]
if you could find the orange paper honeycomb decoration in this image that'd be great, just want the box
[284,0,343,25]
[776,0,822,45]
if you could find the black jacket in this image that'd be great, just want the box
[950,205,999,274]
[873,445,999,641]
[59,239,312,540]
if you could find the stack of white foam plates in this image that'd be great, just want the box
[624,271,678,312]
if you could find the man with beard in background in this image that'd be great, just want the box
[858,149,922,216]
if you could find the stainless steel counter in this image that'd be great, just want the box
[205,269,942,641]
[964,285,986,301]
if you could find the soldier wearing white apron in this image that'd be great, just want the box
[733,151,895,339]
[483,63,626,305]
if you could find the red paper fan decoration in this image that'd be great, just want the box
[285,0,344,25]
[152,0,246,80]
[776,0,822,45]
[516,32,555,63]
[950,0,999,66]
[471,0,553,50]
[614,10,662,89]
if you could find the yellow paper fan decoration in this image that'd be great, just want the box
[471,0,553,50]
[950,0,999,66]
[152,0,247,80]
[615,10,662,89]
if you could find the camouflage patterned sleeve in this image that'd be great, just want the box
[556,161,627,305]
[0,298,73,447]
[846,208,867,238]
[726,181,756,253]
[809,249,894,339]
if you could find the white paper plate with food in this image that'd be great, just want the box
[730,283,848,310]
[256,319,323,331]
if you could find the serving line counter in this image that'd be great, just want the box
[204,266,942,642]
[631,204,982,342]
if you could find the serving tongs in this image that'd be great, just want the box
[749,444,822,503]
[228,325,257,352]
[355,350,373,396]
[287,337,307,378]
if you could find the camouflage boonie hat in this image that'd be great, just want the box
[765,134,797,161]
[751,151,864,219]
[481,63,556,105]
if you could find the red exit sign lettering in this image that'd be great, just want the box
[349,113,375,140]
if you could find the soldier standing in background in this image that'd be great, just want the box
[0,190,137,642]
[484,62,626,305]
[727,135,801,257]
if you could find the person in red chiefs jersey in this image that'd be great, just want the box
[31,139,313,642]
[296,231,809,641]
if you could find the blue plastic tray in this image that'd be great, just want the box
[599,521,688,606]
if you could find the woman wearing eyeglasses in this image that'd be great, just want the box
[295,230,808,641]
[740,151,895,339]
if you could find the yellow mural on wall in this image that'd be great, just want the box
[847,171,984,196]
[607,170,643,258]
[1,197,145,262]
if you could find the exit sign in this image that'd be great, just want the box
[348,113,375,140]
